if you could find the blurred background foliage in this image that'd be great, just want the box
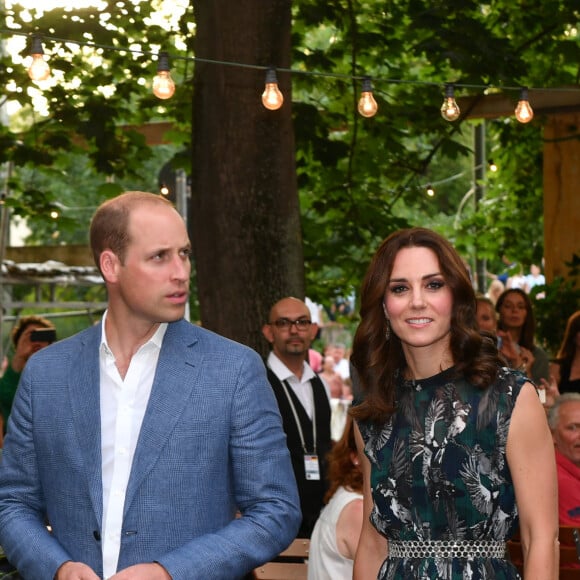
[1,0,580,351]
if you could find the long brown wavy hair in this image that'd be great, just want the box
[555,310,580,363]
[324,415,363,503]
[496,288,537,352]
[350,227,501,425]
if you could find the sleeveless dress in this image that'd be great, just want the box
[308,486,363,579]
[356,366,526,580]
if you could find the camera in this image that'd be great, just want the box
[30,328,57,344]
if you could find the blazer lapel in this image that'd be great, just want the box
[124,321,202,508]
[68,325,104,525]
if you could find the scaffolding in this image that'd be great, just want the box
[0,257,106,363]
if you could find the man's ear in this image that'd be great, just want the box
[262,323,274,344]
[100,249,119,283]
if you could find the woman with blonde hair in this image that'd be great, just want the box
[486,278,505,305]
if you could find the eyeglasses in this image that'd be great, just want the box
[269,318,312,330]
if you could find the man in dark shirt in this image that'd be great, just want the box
[262,297,332,538]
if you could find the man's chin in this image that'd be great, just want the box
[158,310,186,323]
[286,346,306,356]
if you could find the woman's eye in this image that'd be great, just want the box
[389,285,408,294]
[427,280,445,290]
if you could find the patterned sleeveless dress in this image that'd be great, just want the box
[356,366,526,579]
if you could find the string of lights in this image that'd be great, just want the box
[3,28,580,121]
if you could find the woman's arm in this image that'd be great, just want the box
[507,382,559,579]
[353,423,388,579]
[336,497,363,560]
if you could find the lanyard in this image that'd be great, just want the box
[280,379,317,455]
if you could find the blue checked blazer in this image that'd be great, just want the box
[0,319,300,580]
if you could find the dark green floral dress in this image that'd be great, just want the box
[357,366,526,579]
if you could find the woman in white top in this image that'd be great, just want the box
[308,415,363,580]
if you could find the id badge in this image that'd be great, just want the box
[304,454,320,480]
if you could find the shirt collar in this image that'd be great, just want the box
[556,449,580,476]
[99,310,168,355]
[267,351,316,383]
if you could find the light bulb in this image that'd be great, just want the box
[28,35,50,82]
[153,52,175,100]
[489,159,498,172]
[426,184,435,197]
[515,87,534,123]
[357,77,378,118]
[261,68,284,110]
[440,84,460,121]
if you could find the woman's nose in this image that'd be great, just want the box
[410,287,426,307]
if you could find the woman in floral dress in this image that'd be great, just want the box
[350,227,558,579]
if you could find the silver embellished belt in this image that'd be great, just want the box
[388,539,506,559]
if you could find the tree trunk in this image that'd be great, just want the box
[191,0,304,356]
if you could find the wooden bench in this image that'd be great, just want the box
[507,526,580,577]
[253,538,310,580]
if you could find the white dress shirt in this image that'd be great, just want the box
[99,314,167,579]
[267,352,329,418]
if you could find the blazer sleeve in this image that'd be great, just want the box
[0,363,74,580]
[155,347,301,579]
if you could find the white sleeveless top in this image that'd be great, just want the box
[307,486,363,580]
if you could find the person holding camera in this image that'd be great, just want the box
[0,315,56,435]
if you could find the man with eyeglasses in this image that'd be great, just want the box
[262,297,332,538]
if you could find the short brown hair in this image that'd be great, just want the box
[89,191,174,274]
[11,315,54,348]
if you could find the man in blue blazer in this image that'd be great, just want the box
[0,191,301,580]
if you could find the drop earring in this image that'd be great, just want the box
[382,302,390,341]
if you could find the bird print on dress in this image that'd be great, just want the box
[357,366,526,579]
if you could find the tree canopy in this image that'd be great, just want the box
[1,0,580,349]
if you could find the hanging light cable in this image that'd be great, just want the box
[27,34,51,82]
[152,51,176,99]
[515,87,534,123]
[357,76,378,118]
[440,83,460,121]
[261,67,284,110]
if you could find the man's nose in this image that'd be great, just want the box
[172,256,190,280]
